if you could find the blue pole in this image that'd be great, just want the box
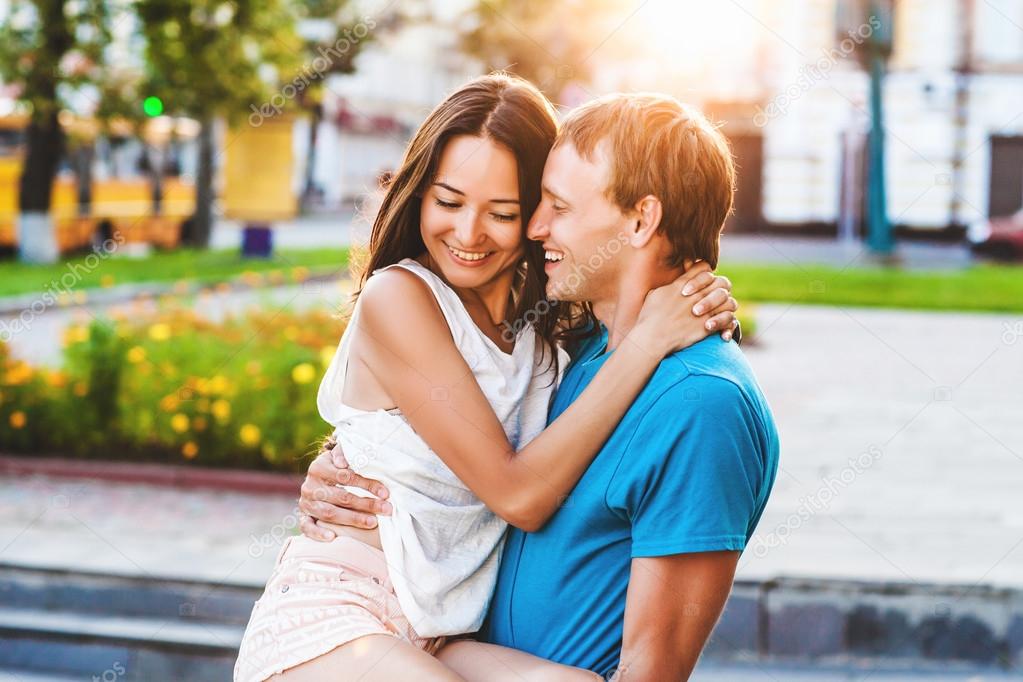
[866,8,893,256]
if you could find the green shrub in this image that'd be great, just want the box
[1,305,347,472]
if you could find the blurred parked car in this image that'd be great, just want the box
[969,208,1023,261]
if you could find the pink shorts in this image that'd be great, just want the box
[234,535,446,682]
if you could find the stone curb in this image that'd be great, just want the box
[709,577,1022,668]
[0,455,301,496]
[0,270,345,318]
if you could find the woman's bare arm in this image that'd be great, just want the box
[353,267,722,531]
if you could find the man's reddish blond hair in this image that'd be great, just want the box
[557,93,735,268]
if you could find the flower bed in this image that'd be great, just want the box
[0,305,346,472]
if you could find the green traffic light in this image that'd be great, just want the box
[143,96,164,117]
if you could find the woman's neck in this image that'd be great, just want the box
[420,253,517,328]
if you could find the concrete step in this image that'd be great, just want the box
[0,563,253,680]
[0,608,239,681]
[0,562,260,626]
[0,670,85,682]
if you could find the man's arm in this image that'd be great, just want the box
[617,551,738,681]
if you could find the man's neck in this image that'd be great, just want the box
[593,266,683,352]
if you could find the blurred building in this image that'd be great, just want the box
[594,0,1023,237]
[304,0,479,210]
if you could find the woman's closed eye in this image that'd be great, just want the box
[435,197,461,210]
[490,212,519,223]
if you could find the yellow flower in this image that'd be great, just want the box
[170,413,189,433]
[291,363,316,385]
[4,363,33,385]
[320,346,335,368]
[192,416,208,432]
[211,399,231,423]
[100,274,115,288]
[182,441,199,459]
[239,423,261,446]
[127,346,146,364]
[148,323,172,341]
[208,375,229,394]
[46,371,68,388]
[290,266,309,282]
[64,326,90,345]
[9,411,26,429]
[159,394,180,412]
[283,325,299,341]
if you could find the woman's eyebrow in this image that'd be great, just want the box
[433,181,465,195]
[434,182,518,205]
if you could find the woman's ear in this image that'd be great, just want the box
[626,195,664,248]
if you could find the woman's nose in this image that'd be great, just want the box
[454,210,486,247]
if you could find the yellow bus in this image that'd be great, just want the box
[0,113,196,253]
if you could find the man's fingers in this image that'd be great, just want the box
[333,468,391,504]
[309,501,379,529]
[330,442,350,469]
[299,513,336,542]
[310,484,390,514]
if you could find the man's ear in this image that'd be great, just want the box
[626,195,663,248]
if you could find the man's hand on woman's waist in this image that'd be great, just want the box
[298,437,394,542]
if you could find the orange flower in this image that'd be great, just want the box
[9,411,26,429]
[182,441,199,459]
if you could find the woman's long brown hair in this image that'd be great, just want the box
[355,73,594,372]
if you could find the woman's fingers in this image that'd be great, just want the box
[680,268,714,296]
[692,287,731,316]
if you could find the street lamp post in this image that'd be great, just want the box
[838,0,895,258]
[866,18,894,257]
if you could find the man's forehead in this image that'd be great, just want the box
[546,141,611,193]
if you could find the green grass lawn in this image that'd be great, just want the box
[722,262,1023,313]
[0,248,350,298]
[2,247,1021,314]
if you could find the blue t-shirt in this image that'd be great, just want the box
[480,329,779,675]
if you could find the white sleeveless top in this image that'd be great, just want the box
[316,258,565,637]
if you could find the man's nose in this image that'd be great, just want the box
[527,203,550,242]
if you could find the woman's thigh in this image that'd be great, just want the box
[272,634,465,682]
[436,640,602,682]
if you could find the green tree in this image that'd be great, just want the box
[288,1,390,210]
[0,0,112,263]
[458,0,632,102]
[135,0,305,247]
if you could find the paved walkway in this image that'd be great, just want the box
[1,303,1021,591]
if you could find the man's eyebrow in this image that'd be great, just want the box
[541,184,568,204]
[434,181,519,205]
